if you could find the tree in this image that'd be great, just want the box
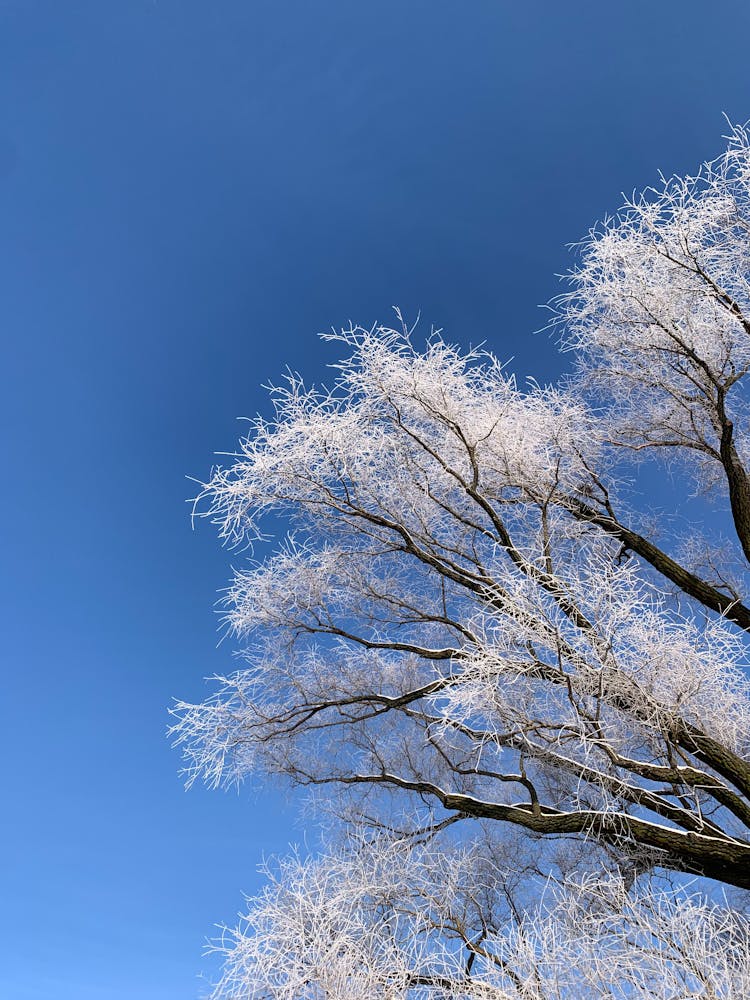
[174,127,750,997]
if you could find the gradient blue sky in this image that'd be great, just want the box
[3,2,750,997]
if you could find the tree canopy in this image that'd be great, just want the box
[175,127,750,998]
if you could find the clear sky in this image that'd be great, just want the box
[3,2,750,997]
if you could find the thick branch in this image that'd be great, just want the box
[563,495,750,631]
[327,772,750,890]
[717,387,750,564]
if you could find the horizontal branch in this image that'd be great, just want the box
[321,771,750,890]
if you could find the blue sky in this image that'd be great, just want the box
[3,2,750,997]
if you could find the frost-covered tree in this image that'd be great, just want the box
[175,128,750,997]
[208,838,750,1000]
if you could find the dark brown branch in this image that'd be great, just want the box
[717,386,750,564]
[562,495,750,631]
[322,771,750,890]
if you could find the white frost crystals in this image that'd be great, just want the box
[173,129,750,997]
[211,838,750,1000]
